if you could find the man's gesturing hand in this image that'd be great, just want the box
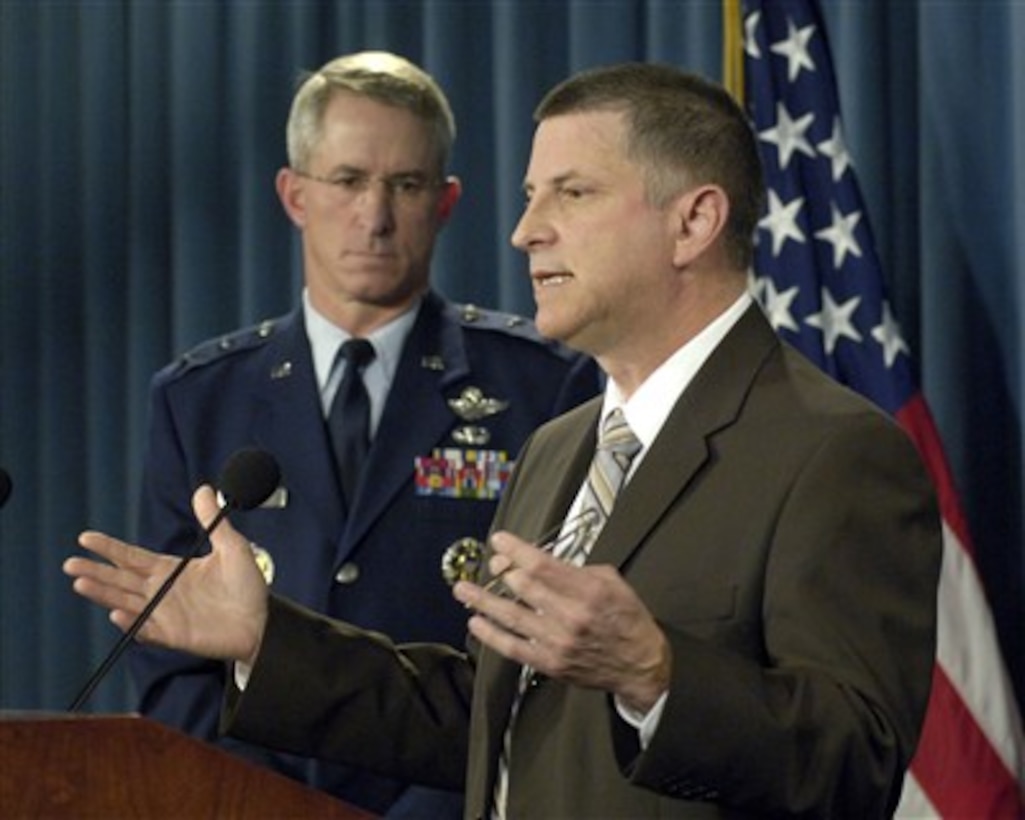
[453,530,671,713]
[63,485,269,666]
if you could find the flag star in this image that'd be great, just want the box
[814,202,863,268]
[770,19,817,81]
[744,10,762,59]
[805,288,862,354]
[871,301,910,367]
[817,117,852,181]
[760,278,801,333]
[759,189,805,255]
[758,102,816,169]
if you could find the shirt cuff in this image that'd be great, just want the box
[614,690,668,749]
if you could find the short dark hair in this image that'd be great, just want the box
[535,63,764,270]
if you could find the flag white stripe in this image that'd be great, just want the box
[936,523,1025,781]
[898,772,941,819]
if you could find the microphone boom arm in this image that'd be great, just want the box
[67,503,231,712]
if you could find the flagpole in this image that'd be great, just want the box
[722,0,744,102]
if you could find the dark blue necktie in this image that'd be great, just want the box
[328,338,376,506]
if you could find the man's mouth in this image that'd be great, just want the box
[532,271,572,287]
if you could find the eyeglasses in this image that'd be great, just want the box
[293,168,444,205]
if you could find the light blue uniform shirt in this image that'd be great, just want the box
[303,289,420,439]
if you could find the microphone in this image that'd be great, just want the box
[68,447,280,711]
[0,468,11,509]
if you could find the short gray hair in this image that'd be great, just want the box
[286,51,456,174]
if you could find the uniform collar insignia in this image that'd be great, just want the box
[270,361,293,380]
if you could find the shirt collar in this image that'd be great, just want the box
[602,292,752,450]
[302,289,421,391]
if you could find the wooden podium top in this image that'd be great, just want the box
[0,712,376,819]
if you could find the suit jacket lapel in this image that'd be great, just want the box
[588,304,779,570]
[341,292,471,553]
[251,311,345,538]
[515,406,600,544]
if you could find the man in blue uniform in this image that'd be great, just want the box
[130,51,600,818]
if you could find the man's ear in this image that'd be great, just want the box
[276,167,307,229]
[671,184,729,267]
[436,177,463,224]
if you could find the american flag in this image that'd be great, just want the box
[736,0,1025,815]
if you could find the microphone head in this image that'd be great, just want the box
[218,448,280,511]
[0,468,11,509]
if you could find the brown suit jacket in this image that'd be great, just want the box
[226,304,941,818]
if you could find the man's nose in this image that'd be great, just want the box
[511,197,553,251]
[355,180,396,234]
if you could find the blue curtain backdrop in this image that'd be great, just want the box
[1,0,1022,722]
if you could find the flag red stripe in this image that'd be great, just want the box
[896,395,973,554]
[910,665,1023,816]
[896,394,1025,814]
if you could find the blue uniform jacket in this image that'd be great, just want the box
[130,290,602,817]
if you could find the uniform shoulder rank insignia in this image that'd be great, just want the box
[448,386,508,421]
[178,318,280,372]
[414,448,514,500]
[454,302,557,347]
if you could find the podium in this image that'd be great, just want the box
[0,713,376,818]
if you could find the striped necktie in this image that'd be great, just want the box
[491,407,641,819]
[554,407,642,566]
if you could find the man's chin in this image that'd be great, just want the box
[534,311,577,346]
[339,269,427,302]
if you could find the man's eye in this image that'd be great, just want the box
[558,187,585,200]
[334,176,365,190]
[392,178,425,195]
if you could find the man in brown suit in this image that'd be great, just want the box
[67,63,941,818]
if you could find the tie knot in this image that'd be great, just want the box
[599,407,641,457]
[339,338,375,370]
